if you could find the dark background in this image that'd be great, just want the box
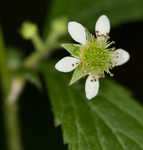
[0,0,143,150]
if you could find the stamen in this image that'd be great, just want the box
[106,33,110,39]
[112,62,117,68]
[110,73,114,77]
[112,47,116,51]
[106,41,115,48]
[100,75,105,78]
[84,70,88,73]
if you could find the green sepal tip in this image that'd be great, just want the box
[69,64,87,85]
[62,43,81,58]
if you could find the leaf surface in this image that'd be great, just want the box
[41,62,143,150]
[44,0,143,38]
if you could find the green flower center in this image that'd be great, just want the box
[81,39,113,76]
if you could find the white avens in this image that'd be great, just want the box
[55,15,130,100]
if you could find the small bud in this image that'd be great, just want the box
[51,17,67,36]
[20,22,38,39]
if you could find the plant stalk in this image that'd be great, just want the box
[0,28,23,150]
[0,19,63,150]
[3,101,23,150]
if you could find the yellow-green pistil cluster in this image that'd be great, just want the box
[80,39,114,77]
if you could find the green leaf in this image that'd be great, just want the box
[41,61,143,150]
[18,68,41,89]
[62,44,81,58]
[44,0,143,37]
[69,64,87,85]
[0,26,11,97]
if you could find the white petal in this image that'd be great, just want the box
[95,15,110,36]
[85,75,99,100]
[68,21,86,44]
[55,56,79,72]
[113,49,130,66]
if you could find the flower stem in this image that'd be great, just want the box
[0,17,66,150]
[24,42,59,68]
[3,101,23,150]
[0,27,23,150]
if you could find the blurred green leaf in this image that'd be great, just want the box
[41,61,143,150]
[0,27,11,97]
[44,0,143,37]
[18,68,41,89]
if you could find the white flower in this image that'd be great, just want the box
[55,15,130,100]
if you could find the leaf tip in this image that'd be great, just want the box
[61,43,67,48]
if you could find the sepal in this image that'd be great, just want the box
[62,43,81,58]
[69,64,87,85]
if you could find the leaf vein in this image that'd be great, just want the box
[87,102,127,150]
[101,94,143,128]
